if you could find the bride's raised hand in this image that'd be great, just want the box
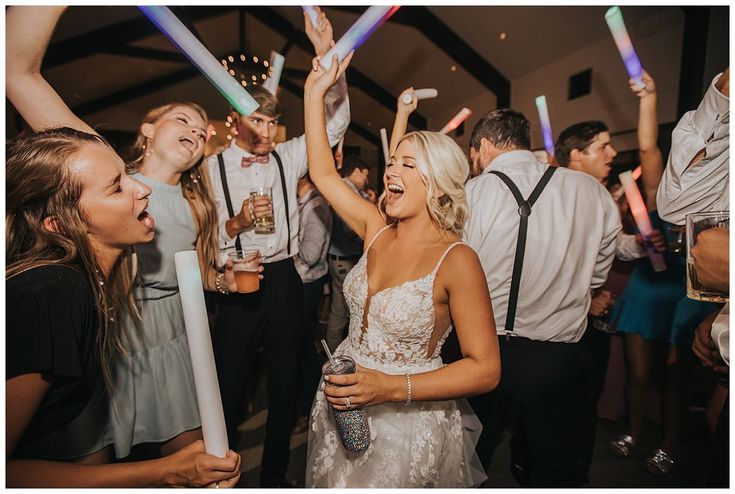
[323,364,399,410]
[304,50,354,100]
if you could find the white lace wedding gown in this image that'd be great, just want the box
[306,226,487,487]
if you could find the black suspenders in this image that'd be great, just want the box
[217,151,292,256]
[488,166,557,333]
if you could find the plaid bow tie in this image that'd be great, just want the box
[241,155,269,167]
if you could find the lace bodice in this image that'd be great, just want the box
[339,226,463,372]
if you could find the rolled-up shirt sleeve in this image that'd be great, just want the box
[615,232,647,261]
[657,73,729,224]
[593,189,623,289]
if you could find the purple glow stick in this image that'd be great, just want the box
[605,6,644,88]
[534,95,555,157]
[320,6,400,71]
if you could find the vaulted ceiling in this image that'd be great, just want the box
[6,5,701,167]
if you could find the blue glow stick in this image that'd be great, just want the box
[139,6,259,116]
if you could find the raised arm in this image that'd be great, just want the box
[6,6,94,134]
[631,70,663,210]
[388,88,418,155]
[304,53,383,241]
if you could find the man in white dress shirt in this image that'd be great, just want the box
[463,109,621,486]
[205,15,349,486]
[657,68,728,487]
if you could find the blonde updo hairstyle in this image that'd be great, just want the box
[378,131,470,236]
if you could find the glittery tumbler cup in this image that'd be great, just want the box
[322,356,370,453]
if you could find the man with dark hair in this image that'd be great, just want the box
[554,120,613,181]
[325,154,370,352]
[205,12,349,487]
[463,108,621,486]
[555,118,665,406]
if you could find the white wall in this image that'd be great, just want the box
[511,8,685,153]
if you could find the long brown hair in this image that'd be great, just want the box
[6,127,137,386]
[127,102,220,270]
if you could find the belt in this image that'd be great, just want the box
[329,254,360,261]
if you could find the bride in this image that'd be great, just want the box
[302,52,501,488]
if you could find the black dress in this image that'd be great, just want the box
[6,264,111,460]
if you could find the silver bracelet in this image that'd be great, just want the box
[215,272,230,294]
[404,373,412,405]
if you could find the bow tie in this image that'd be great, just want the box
[241,155,269,168]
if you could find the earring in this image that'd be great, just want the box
[144,139,153,158]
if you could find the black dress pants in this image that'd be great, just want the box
[212,257,304,486]
[470,335,596,487]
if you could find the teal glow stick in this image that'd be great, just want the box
[605,6,644,87]
[139,6,259,116]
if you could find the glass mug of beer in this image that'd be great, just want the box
[686,211,729,303]
[250,187,275,234]
[228,249,261,293]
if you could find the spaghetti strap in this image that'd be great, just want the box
[364,224,393,253]
[431,242,465,277]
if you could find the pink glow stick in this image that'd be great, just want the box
[619,170,666,271]
[439,108,472,134]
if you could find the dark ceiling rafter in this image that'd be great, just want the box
[241,6,427,129]
[330,6,511,107]
[101,45,186,64]
[42,6,238,71]
[278,76,379,147]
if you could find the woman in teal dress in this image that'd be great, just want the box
[607,72,721,475]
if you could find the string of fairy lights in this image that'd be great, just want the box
[217,53,272,141]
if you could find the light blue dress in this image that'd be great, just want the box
[108,173,201,458]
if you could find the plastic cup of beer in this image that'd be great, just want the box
[686,211,729,303]
[250,187,275,234]
[228,249,261,293]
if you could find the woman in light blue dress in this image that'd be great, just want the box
[109,103,239,459]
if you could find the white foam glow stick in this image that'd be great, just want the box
[337,136,344,154]
[618,171,666,272]
[139,6,258,116]
[302,6,320,27]
[174,251,229,457]
[262,51,285,95]
[380,128,390,165]
[439,108,472,134]
[402,88,438,105]
[320,6,399,70]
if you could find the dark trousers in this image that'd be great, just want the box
[469,336,596,487]
[579,318,612,405]
[708,394,729,487]
[212,258,304,486]
[299,275,328,418]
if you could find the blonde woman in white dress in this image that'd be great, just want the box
[302,52,501,488]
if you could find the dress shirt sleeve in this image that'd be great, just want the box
[657,73,730,224]
[712,303,729,365]
[615,232,647,261]
[592,187,623,289]
[277,73,351,180]
[297,199,332,268]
